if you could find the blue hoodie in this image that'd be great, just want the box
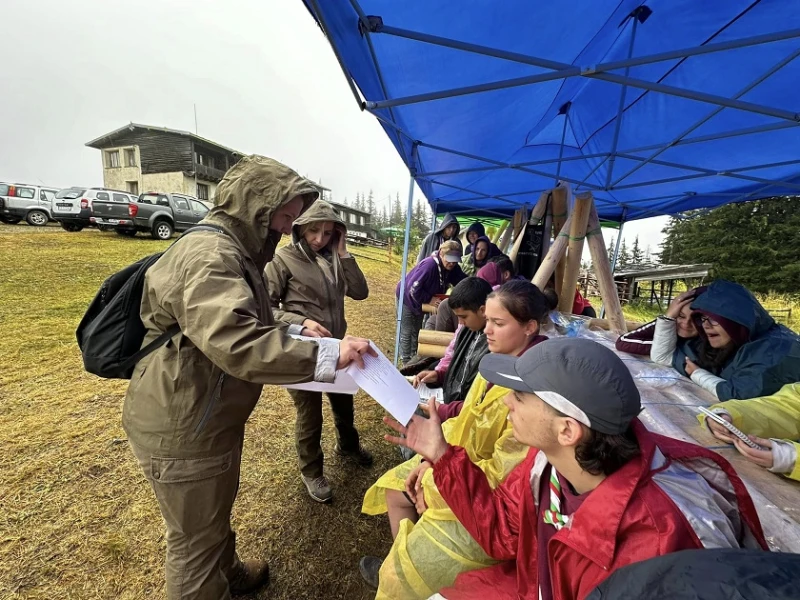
[691,280,800,400]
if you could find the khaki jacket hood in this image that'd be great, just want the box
[290,200,347,245]
[203,155,319,267]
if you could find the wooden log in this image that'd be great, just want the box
[588,318,645,332]
[417,343,447,359]
[422,303,437,315]
[532,215,572,290]
[551,186,568,298]
[509,193,549,263]
[419,330,455,346]
[586,204,627,333]
[498,218,514,252]
[558,192,593,313]
[492,220,508,245]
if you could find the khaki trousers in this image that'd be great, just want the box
[288,389,360,478]
[130,439,243,600]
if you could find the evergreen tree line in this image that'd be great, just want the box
[656,196,800,294]
[339,190,432,241]
[604,234,651,271]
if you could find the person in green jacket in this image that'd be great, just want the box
[123,156,373,599]
[266,200,373,503]
[702,382,800,482]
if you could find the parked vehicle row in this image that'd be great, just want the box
[92,192,210,240]
[0,183,59,226]
[0,181,212,240]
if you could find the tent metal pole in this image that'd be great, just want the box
[446,206,516,219]
[431,202,438,229]
[394,147,419,367]
[554,104,571,184]
[373,23,800,80]
[424,179,526,206]
[419,141,604,190]
[600,218,626,319]
[610,46,800,187]
[421,151,611,177]
[347,0,414,166]
[605,15,640,188]
[367,26,800,121]
[612,170,800,192]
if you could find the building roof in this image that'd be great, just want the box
[85,123,244,156]
[330,201,370,216]
[614,263,712,283]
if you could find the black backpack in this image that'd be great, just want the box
[76,225,224,379]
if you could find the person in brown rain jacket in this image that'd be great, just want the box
[122,155,373,600]
[266,200,372,503]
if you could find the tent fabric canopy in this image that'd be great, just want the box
[303,0,800,222]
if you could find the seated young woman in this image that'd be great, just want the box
[360,280,550,599]
[621,287,704,358]
[682,280,800,400]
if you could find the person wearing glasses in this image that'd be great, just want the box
[654,280,800,400]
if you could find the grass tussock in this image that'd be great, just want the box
[0,224,398,599]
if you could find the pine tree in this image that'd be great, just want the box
[381,204,388,230]
[342,196,349,207]
[606,236,616,262]
[367,189,375,215]
[630,235,644,266]
[654,196,800,293]
[617,239,630,269]
[392,192,403,227]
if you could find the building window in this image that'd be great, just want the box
[125,148,136,167]
[348,213,356,224]
[106,150,120,168]
[126,181,139,195]
[359,215,365,226]
[195,151,216,169]
[196,183,209,200]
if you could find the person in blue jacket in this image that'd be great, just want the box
[682,280,800,400]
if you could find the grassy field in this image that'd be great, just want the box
[0,224,397,600]
[2,224,797,599]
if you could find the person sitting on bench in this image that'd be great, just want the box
[413,277,493,405]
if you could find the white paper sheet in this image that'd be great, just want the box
[345,342,420,425]
[282,335,360,394]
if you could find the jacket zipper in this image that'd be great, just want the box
[195,372,225,434]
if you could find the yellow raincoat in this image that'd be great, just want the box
[697,382,800,481]
[362,374,527,599]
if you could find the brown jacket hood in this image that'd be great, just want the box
[290,200,347,245]
[204,155,319,267]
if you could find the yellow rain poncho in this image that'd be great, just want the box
[362,374,527,599]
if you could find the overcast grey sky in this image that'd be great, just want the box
[1,0,666,252]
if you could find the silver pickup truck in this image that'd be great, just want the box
[93,192,210,240]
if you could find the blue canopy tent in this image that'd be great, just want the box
[300,0,800,362]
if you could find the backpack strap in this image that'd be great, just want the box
[123,224,227,369]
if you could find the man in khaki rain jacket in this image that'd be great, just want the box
[266,200,371,502]
[122,155,372,600]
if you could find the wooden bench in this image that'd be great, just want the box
[417,329,455,359]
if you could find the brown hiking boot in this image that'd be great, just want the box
[301,474,333,503]
[229,559,270,596]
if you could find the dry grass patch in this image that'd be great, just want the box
[0,224,399,599]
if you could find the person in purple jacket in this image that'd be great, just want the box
[397,240,467,363]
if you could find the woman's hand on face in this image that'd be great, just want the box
[337,231,349,257]
[666,291,694,319]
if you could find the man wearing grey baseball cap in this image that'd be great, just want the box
[383,338,767,600]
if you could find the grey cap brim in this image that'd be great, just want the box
[478,353,534,393]
[444,254,462,263]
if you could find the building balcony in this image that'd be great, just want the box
[193,162,227,182]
